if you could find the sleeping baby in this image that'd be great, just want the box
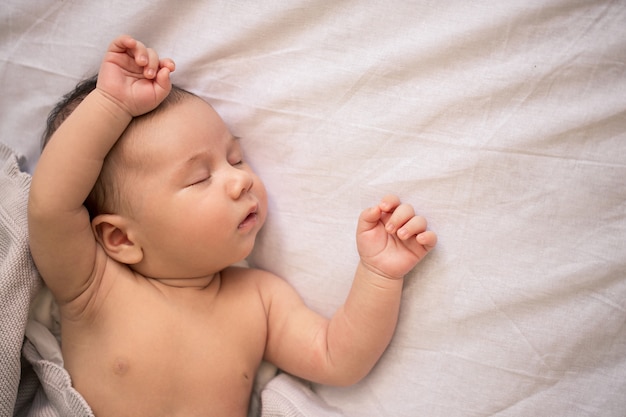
[27,35,437,416]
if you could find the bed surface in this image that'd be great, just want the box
[2,1,625,416]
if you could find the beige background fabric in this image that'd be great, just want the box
[1,1,625,416]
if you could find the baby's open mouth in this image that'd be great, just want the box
[239,209,258,229]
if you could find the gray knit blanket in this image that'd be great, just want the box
[0,142,341,417]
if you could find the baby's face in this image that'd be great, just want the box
[123,97,268,279]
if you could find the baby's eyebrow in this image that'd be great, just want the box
[173,153,208,182]
[179,136,240,169]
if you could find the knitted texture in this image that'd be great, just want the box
[0,143,95,417]
[0,143,39,417]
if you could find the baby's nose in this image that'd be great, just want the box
[228,167,253,198]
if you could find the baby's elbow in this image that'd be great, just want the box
[320,364,373,387]
[330,375,365,387]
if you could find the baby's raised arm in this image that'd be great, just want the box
[263,195,437,385]
[28,36,174,305]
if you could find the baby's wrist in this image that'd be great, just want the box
[358,259,405,282]
[91,88,134,122]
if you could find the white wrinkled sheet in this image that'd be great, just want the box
[1,1,625,416]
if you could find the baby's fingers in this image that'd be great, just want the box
[141,47,160,79]
[383,203,415,234]
[108,35,162,78]
[108,35,138,54]
[109,35,148,67]
[357,205,383,235]
[396,215,427,240]
[417,230,438,251]
[153,65,173,100]
[379,195,401,213]
[160,58,176,73]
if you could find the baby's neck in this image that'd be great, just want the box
[145,271,221,292]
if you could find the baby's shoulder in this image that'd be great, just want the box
[221,265,296,304]
[221,265,292,298]
[221,265,282,288]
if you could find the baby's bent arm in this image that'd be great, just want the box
[28,36,173,305]
[262,263,404,386]
[28,91,134,304]
[263,197,436,385]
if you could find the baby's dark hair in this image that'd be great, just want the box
[43,74,193,148]
[43,75,196,218]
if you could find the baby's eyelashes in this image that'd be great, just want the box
[186,174,212,187]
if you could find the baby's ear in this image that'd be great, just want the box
[91,214,143,265]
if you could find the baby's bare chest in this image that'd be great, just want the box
[62,281,268,416]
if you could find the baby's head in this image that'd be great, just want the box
[43,75,195,220]
[44,76,268,278]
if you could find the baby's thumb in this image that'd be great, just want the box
[154,67,172,100]
[357,206,382,235]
